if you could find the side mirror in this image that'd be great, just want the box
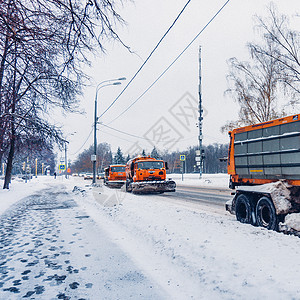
[165,162,169,170]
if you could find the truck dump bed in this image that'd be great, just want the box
[228,114,300,187]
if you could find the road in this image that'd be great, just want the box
[160,184,234,215]
[95,177,234,215]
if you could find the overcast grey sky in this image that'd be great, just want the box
[56,0,300,162]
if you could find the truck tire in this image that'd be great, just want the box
[256,196,278,231]
[235,194,252,224]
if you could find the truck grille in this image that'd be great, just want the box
[145,176,162,181]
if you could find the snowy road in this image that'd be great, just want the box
[0,184,166,299]
[163,185,232,209]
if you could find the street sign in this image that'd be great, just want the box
[59,164,66,170]
[180,155,186,161]
[195,150,200,156]
[91,154,97,161]
[196,162,201,166]
[195,157,201,162]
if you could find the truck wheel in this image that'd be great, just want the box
[235,194,252,224]
[256,197,278,231]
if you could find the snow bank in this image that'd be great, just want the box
[238,181,292,214]
[280,213,300,232]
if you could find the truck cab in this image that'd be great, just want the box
[104,164,126,188]
[127,158,166,182]
[125,156,175,193]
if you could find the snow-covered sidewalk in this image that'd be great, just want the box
[1,176,300,299]
[0,178,165,299]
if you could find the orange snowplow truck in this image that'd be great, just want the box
[104,165,126,188]
[226,114,300,231]
[125,156,176,194]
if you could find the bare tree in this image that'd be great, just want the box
[222,4,300,132]
[223,42,284,131]
[0,0,129,188]
[71,142,112,174]
[253,4,300,101]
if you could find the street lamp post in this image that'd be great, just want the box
[65,141,69,179]
[92,78,126,184]
[64,132,76,179]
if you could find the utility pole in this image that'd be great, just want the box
[198,46,203,178]
[92,78,125,184]
[65,141,69,179]
[25,157,28,183]
[93,89,98,184]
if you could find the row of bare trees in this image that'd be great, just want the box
[71,142,113,174]
[71,143,228,175]
[224,5,300,130]
[0,0,127,188]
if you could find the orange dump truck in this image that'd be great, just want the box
[226,114,300,232]
[125,156,176,194]
[104,164,126,188]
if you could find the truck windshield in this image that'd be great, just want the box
[111,166,125,172]
[137,161,164,169]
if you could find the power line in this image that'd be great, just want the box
[100,129,152,148]
[100,123,154,141]
[98,0,193,120]
[71,1,230,157]
[108,0,231,124]
[101,129,136,143]
[102,123,208,144]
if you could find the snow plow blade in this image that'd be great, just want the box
[105,180,125,188]
[131,180,176,194]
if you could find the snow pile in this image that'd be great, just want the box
[280,213,300,232]
[238,181,292,214]
[269,181,292,214]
